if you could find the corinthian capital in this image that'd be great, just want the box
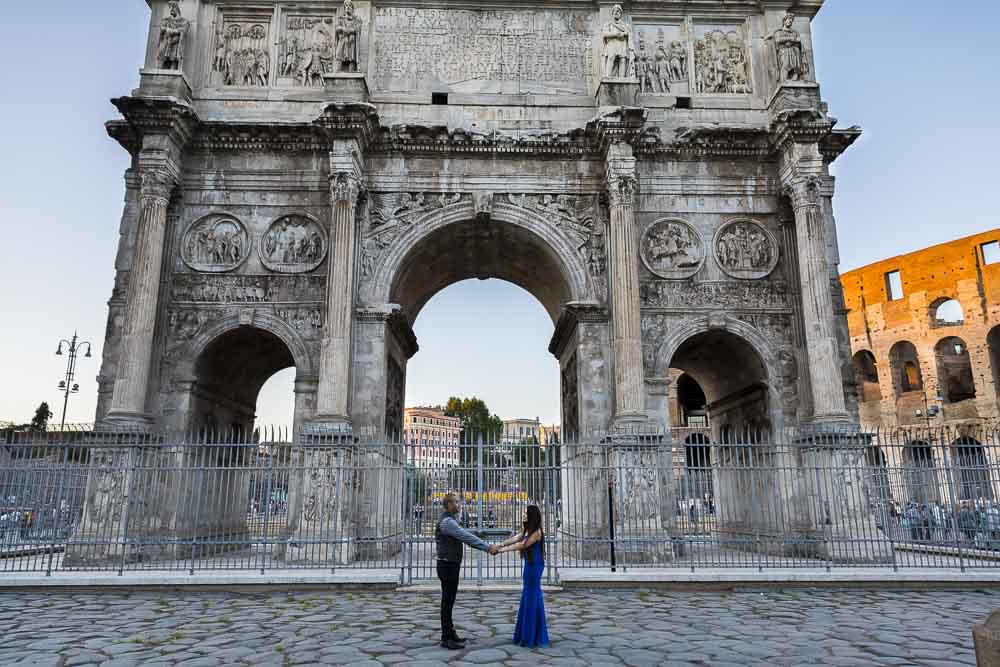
[331,172,363,207]
[783,173,824,210]
[139,169,175,203]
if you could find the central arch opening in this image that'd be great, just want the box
[386,217,580,542]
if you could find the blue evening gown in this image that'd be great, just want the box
[512,540,549,648]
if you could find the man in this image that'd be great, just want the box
[436,493,497,650]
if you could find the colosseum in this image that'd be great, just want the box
[842,229,1000,429]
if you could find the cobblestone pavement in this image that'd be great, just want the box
[0,588,991,666]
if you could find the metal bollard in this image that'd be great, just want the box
[974,610,1000,667]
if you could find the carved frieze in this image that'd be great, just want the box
[640,218,704,279]
[275,308,323,338]
[633,26,688,95]
[372,7,594,94]
[172,274,326,303]
[640,280,789,310]
[714,220,779,280]
[260,215,328,274]
[360,192,465,280]
[211,17,271,87]
[278,14,337,87]
[181,214,250,273]
[693,25,752,94]
[734,312,794,343]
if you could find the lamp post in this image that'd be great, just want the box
[915,391,943,429]
[55,332,93,429]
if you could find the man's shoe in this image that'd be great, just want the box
[452,635,467,645]
[440,639,464,650]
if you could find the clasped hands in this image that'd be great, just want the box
[487,544,506,556]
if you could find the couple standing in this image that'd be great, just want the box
[435,493,549,650]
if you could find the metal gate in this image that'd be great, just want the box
[400,434,561,585]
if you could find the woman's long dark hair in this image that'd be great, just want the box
[521,505,544,563]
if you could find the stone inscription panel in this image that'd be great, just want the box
[372,8,594,94]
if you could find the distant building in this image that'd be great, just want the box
[539,424,561,446]
[502,418,541,445]
[403,407,460,467]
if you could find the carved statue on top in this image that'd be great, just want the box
[335,0,363,73]
[156,0,189,71]
[766,12,810,82]
[601,5,633,79]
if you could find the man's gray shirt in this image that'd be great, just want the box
[439,514,491,552]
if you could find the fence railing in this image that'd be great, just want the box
[1,425,999,579]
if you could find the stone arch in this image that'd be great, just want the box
[657,316,778,438]
[934,336,976,404]
[951,436,993,501]
[929,296,965,327]
[888,340,923,397]
[852,349,881,403]
[176,312,314,432]
[989,325,1000,404]
[902,440,940,504]
[366,198,596,323]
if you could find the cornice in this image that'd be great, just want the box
[373,124,599,158]
[549,302,609,358]
[191,123,326,152]
[587,107,648,154]
[636,125,774,159]
[313,102,382,152]
[110,96,199,151]
[820,127,862,164]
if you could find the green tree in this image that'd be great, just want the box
[29,402,53,431]
[443,396,504,489]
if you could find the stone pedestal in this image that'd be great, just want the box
[323,73,370,103]
[975,610,1000,667]
[609,438,677,564]
[596,79,640,108]
[283,440,360,565]
[135,69,192,103]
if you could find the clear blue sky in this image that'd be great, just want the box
[1,1,998,428]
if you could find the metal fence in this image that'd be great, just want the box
[1,425,999,580]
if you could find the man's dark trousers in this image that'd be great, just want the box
[437,561,461,642]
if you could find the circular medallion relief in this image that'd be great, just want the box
[260,215,328,274]
[640,218,705,279]
[713,219,780,280]
[181,214,251,273]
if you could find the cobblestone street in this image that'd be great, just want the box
[0,588,991,666]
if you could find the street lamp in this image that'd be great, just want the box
[914,391,944,429]
[55,332,93,429]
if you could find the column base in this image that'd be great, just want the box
[135,68,193,104]
[302,416,355,443]
[98,412,155,433]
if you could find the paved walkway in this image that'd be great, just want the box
[0,588,991,666]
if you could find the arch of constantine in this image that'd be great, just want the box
[59,0,904,570]
[98,0,857,440]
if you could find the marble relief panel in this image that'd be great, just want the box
[208,10,273,88]
[371,7,595,94]
[692,22,753,94]
[631,23,690,96]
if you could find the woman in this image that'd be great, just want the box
[497,505,549,648]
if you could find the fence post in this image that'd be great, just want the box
[260,443,275,576]
[939,430,966,572]
[46,442,71,577]
[117,443,138,577]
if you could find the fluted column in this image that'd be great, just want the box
[786,174,849,424]
[606,142,645,423]
[104,169,175,427]
[314,172,362,428]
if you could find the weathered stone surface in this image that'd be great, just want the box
[974,609,1000,667]
[0,589,987,666]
